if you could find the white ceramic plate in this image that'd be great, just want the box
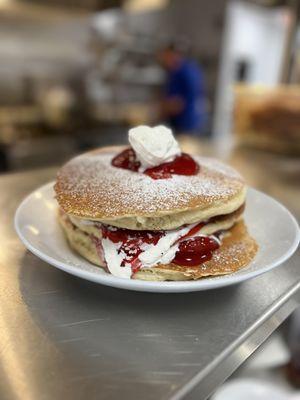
[15,182,299,293]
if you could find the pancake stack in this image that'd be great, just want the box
[55,145,257,281]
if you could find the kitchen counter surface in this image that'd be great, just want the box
[1,143,299,400]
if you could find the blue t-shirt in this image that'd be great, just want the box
[166,59,205,132]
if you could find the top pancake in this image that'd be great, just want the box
[55,147,246,229]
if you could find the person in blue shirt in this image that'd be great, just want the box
[158,44,206,135]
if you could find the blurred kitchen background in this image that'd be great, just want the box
[1,0,300,172]
[1,1,300,398]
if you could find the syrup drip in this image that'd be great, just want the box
[111,148,199,179]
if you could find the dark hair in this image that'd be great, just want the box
[161,38,190,55]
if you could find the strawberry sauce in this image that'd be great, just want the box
[102,225,164,271]
[111,148,199,179]
[144,153,199,179]
[172,236,220,267]
[111,148,141,172]
[108,149,218,271]
[101,221,219,273]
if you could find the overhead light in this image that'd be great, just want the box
[0,0,13,9]
[124,0,168,13]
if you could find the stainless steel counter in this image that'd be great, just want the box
[0,147,299,400]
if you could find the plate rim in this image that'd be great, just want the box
[14,182,300,293]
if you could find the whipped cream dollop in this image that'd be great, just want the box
[128,125,181,169]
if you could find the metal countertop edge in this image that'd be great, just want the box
[170,278,300,400]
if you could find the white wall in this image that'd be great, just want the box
[228,2,287,84]
[213,1,290,141]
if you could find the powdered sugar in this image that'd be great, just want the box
[212,240,250,267]
[55,150,244,219]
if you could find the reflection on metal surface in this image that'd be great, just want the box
[57,318,109,328]
[0,311,34,400]
[0,168,57,400]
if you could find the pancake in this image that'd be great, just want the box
[135,222,258,281]
[55,144,257,281]
[68,203,245,239]
[55,146,246,231]
[58,211,257,281]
